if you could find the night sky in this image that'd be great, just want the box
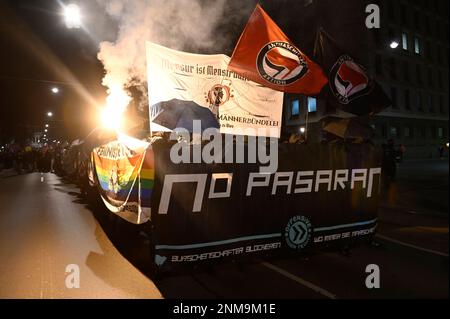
[0,0,317,144]
[0,0,117,143]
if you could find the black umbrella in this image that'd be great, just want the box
[322,117,374,140]
[150,99,219,132]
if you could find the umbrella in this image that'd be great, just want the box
[82,127,117,155]
[322,117,374,140]
[150,99,219,132]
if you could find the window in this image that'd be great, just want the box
[417,91,423,111]
[402,33,408,50]
[436,21,441,38]
[428,68,434,87]
[414,11,420,30]
[438,127,444,138]
[404,126,411,138]
[404,89,411,109]
[401,5,408,26]
[418,127,425,138]
[388,28,395,41]
[291,99,300,117]
[403,61,410,82]
[375,55,382,75]
[438,71,443,89]
[437,45,442,63]
[390,87,398,108]
[431,126,436,138]
[389,58,397,79]
[388,1,395,20]
[390,126,399,137]
[425,16,431,33]
[428,93,434,112]
[416,64,422,84]
[425,41,432,60]
[374,29,381,46]
[307,97,317,113]
[414,37,421,54]
[381,124,387,138]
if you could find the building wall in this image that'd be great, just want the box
[280,0,449,158]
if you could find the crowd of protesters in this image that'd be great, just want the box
[0,142,68,175]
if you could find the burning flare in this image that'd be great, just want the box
[100,85,131,131]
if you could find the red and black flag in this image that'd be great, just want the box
[228,4,328,95]
[314,28,391,116]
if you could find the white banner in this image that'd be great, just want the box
[146,42,284,138]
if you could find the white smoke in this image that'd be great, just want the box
[96,0,236,110]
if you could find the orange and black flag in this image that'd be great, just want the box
[228,4,328,95]
[314,28,391,116]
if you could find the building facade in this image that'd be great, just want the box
[280,0,448,159]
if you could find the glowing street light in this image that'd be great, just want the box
[300,127,306,134]
[51,87,59,94]
[47,112,53,117]
[390,41,399,49]
[45,124,49,128]
[44,129,48,133]
[64,4,81,29]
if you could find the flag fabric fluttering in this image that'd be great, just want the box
[228,4,328,95]
[146,41,284,138]
[314,28,391,116]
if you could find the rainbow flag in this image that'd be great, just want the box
[92,134,154,224]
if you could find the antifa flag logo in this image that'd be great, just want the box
[257,42,309,86]
[330,55,373,104]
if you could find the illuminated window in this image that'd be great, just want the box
[404,127,410,137]
[291,99,300,117]
[414,37,421,54]
[402,33,408,50]
[307,97,317,113]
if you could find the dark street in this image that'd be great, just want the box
[1,159,447,299]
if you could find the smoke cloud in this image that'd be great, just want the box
[96,0,252,111]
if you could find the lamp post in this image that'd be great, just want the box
[64,4,81,29]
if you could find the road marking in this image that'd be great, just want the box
[261,262,337,299]
[376,234,449,257]
[397,226,449,234]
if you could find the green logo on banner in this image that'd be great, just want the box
[284,215,312,250]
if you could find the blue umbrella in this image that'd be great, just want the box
[150,99,219,132]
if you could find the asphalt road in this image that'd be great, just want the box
[0,159,448,299]
[0,170,162,299]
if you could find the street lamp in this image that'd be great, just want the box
[47,112,53,117]
[64,4,81,29]
[390,41,399,49]
[300,127,306,134]
[45,124,49,128]
[44,129,48,133]
[51,87,59,94]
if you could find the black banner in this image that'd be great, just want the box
[150,141,382,270]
